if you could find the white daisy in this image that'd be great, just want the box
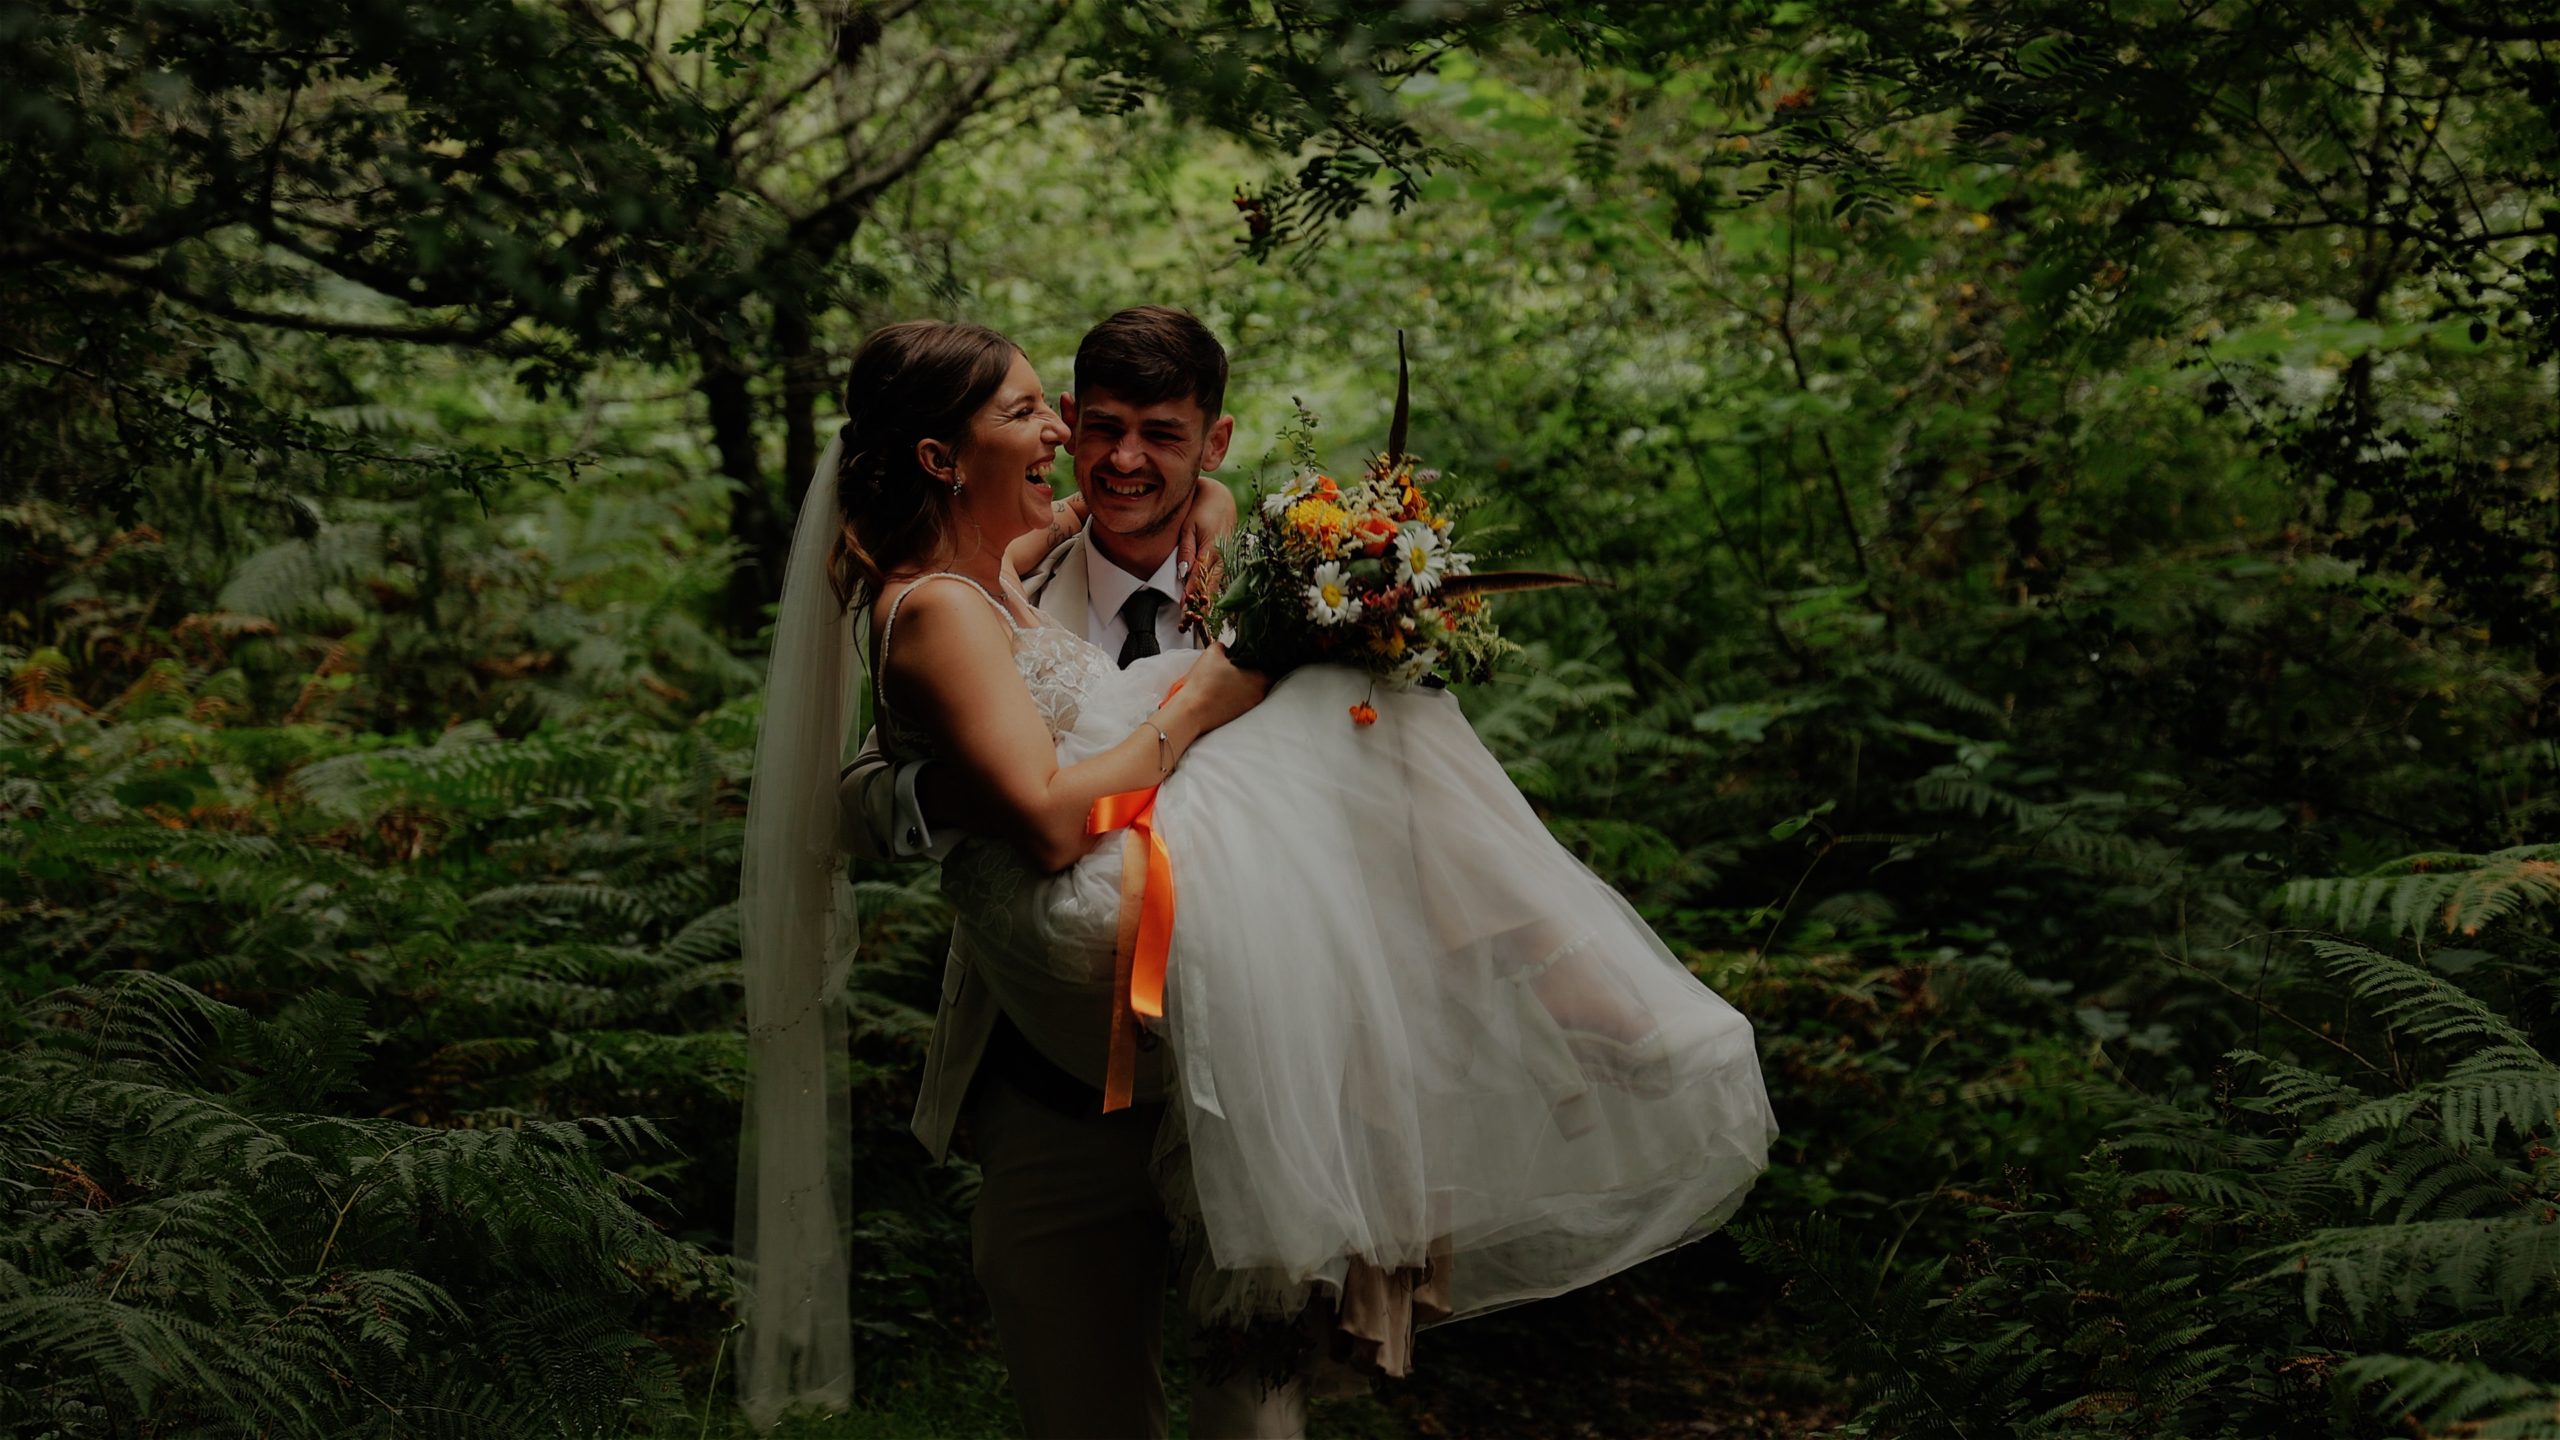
[1393,522,1449,594]
[1387,645,1441,690]
[1305,561,1363,625]
[1261,472,1318,517]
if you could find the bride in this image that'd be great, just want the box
[738,318,1777,1420]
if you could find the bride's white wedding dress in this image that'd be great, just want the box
[879,573,1777,1361]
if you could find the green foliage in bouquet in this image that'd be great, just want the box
[1206,351,1592,701]
[1212,439,1506,689]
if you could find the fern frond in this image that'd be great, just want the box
[30,969,235,1070]
[2267,1216,2560,1325]
[2436,1054,2560,1155]
[1,970,711,1433]
[1863,651,2004,720]
[2407,1312,2560,1374]
[466,881,652,927]
[2278,845,2560,938]
[2228,1049,2368,1116]
[2334,1353,2560,1440]
[216,523,387,627]
[2303,937,2540,1057]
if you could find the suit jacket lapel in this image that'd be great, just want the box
[1028,537,1091,637]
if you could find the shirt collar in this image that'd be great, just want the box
[1085,542,1181,622]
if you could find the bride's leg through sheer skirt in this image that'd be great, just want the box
[1148,664,1772,1339]
[956,657,1779,1372]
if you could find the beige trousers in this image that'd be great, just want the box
[968,1071,1308,1440]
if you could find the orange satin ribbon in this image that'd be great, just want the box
[1090,783,1175,1112]
[1090,680,1185,1114]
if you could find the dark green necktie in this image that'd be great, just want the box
[1117,588,1164,668]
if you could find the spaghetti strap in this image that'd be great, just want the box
[875,572,1019,733]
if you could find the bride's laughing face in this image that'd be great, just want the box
[951,350,1069,547]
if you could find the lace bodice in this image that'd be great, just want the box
[873,572,1113,761]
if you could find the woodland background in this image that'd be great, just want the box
[5,1,2558,1436]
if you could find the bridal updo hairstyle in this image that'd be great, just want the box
[827,319,1019,608]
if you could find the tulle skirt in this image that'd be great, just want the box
[941,659,1777,1333]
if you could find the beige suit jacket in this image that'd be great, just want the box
[841,540,1151,1161]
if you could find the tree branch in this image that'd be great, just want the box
[1777,181,1888,627]
[731,0,932,146]
[732,60,839,150]
[0,206,241,269]
[787,7,1068,244]
[2417,1,2560,42]
[1,343,571,475]
[52,242,530,349]
[563,0,686,103]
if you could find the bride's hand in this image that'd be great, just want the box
[1177,481,1238,596]
[1175,643,1268,735]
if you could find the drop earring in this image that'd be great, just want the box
[949,479,964,498]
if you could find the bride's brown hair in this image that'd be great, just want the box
[827,320,1020,608]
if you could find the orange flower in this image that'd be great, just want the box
[1348,701,1378,726]
[1353,513,1398,557]
[1313,475,1341,500]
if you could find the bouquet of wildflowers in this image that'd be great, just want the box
[1193,341,1586,722]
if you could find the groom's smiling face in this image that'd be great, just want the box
[1062,386,1232,559]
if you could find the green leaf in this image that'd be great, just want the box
[1768,799,1836,840]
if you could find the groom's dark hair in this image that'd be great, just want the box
[1074,305,1227,420]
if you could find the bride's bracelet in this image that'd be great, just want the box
[1142,719,1173,775]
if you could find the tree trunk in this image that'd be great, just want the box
[702,334,779,637]
[777,306,824,522]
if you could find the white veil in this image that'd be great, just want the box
[734,429,859,1426]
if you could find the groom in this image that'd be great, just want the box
[837,306,1308,1440]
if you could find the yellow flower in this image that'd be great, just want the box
[1285,498,1351,553]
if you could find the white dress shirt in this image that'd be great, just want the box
[1084,547,1193,658]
